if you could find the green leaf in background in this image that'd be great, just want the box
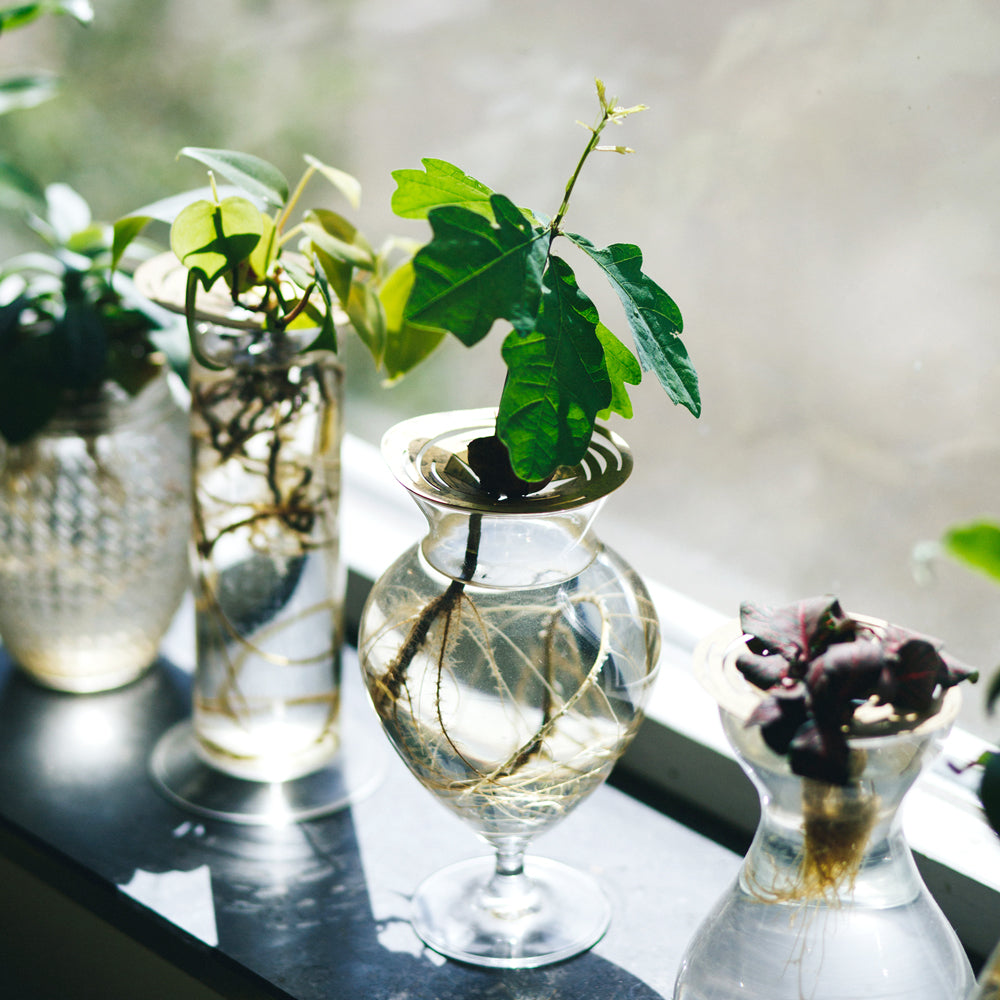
[595,321,641,419]
[391,158,496,220]
[378,259,445,382]
[304,210,376,271]
[179,147,289,210]
[405,193,548,345]
[0,71,58,113]
[497,255,611,481]
[170,196,264,287]
[567,234,700,417]
[111,213,152,270]
[0,157,46,212]
[943,521,1000,584]
[304,154,362,211]
[0,1,92,33]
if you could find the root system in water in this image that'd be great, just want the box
[191,353,342,767]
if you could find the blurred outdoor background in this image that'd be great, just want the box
[3,0,999,737]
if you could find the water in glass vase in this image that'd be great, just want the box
[190,351,343,782]
[362,546,655,842]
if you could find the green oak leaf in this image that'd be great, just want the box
[497,254,611,481]
[567,234,700,417]
[170,195,264,287]
[391,158,496,220]
[405,193,548,345]
[595,321,641,419]
[943,521,1000,584]
[178,147,289,210]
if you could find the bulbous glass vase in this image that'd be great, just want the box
[674,619,975,1000]
[359,409,661,968]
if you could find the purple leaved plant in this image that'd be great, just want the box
[735,596,978,785]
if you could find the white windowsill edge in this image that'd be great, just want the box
[342,432,1000,961]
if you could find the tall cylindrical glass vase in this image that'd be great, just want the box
[151,323,378,823]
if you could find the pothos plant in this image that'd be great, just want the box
[117,147,442,379]
[0,183,168,445]
[390,78,701,490]
[0,0,168,447]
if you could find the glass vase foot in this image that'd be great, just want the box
[149,720,385,825]
[411,855,611,969]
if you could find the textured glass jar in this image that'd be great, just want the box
[0,370,191,692]
[359,409,661,968]
[674,620,975,1000]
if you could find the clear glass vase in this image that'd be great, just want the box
[0,370,190,692]
[674,620,975,1000]
[358,409,661,968]
[150,323,379,824]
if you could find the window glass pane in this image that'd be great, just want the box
[2,0,998,739]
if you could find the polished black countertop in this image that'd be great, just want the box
[0,640,740,999]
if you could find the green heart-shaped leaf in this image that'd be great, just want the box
[170,196,264,287]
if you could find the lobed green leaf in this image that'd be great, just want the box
[595,321,641,419]
[405,194,548,344]
[568,234,700,417]
[496,255,611,481]
[391,157,496,220]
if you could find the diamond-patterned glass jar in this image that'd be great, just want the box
[0,370,191,692]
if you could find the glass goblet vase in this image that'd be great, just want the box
[358,409,661,968]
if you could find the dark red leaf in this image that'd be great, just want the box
[740,596,855,669]
[788,720,851,785]
[735,650,789,690]
[747,684,809,755]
